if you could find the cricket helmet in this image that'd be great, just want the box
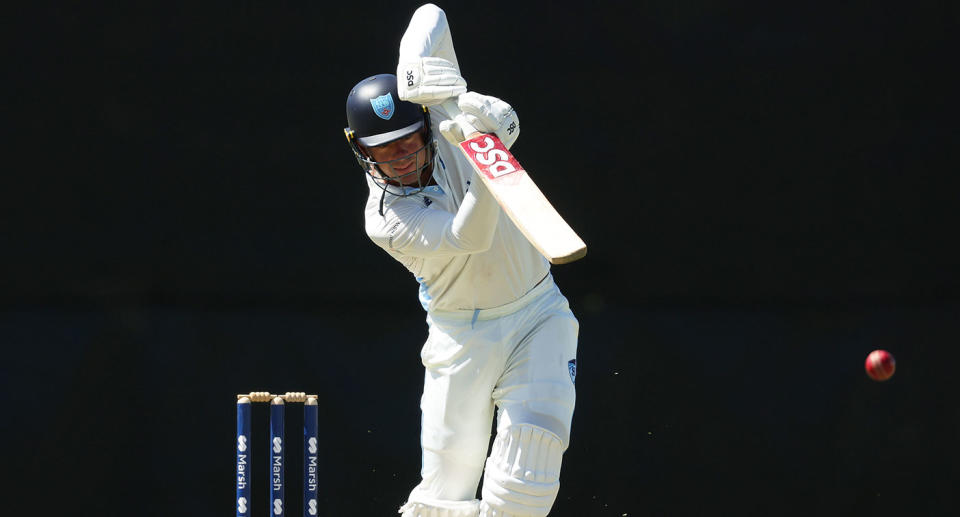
[344,74,436,199]
[344,74,429,147]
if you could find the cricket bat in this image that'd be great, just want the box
[440,98,587,264]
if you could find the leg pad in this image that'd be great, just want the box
[479,425,564,517]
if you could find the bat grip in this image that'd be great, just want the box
[439,97,480,137]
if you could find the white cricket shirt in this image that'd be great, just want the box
[363,104,549,312]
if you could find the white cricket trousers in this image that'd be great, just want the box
[406,274,579,508]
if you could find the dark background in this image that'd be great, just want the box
[3,1,958,515]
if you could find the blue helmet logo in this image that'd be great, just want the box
[370,93,395,120]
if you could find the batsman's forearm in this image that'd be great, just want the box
[399,4,459,65]
[449,170,500,252]
[367,173,500,257]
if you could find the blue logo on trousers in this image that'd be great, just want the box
[568,359,577,384]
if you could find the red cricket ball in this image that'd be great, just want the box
[865,349,896,381]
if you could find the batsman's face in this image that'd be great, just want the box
[365,132,428,185]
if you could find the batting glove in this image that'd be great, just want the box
[397,56,467,106]
[438,92,520,149]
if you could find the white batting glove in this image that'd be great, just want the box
[397,56,467,106]
[438,92,520,149]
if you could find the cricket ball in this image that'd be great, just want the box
[865,349,896,381]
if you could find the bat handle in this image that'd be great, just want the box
[439,97,480,138]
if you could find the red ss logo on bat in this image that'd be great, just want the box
[461,136,523,179]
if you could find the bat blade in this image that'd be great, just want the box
[457,133,587,264]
